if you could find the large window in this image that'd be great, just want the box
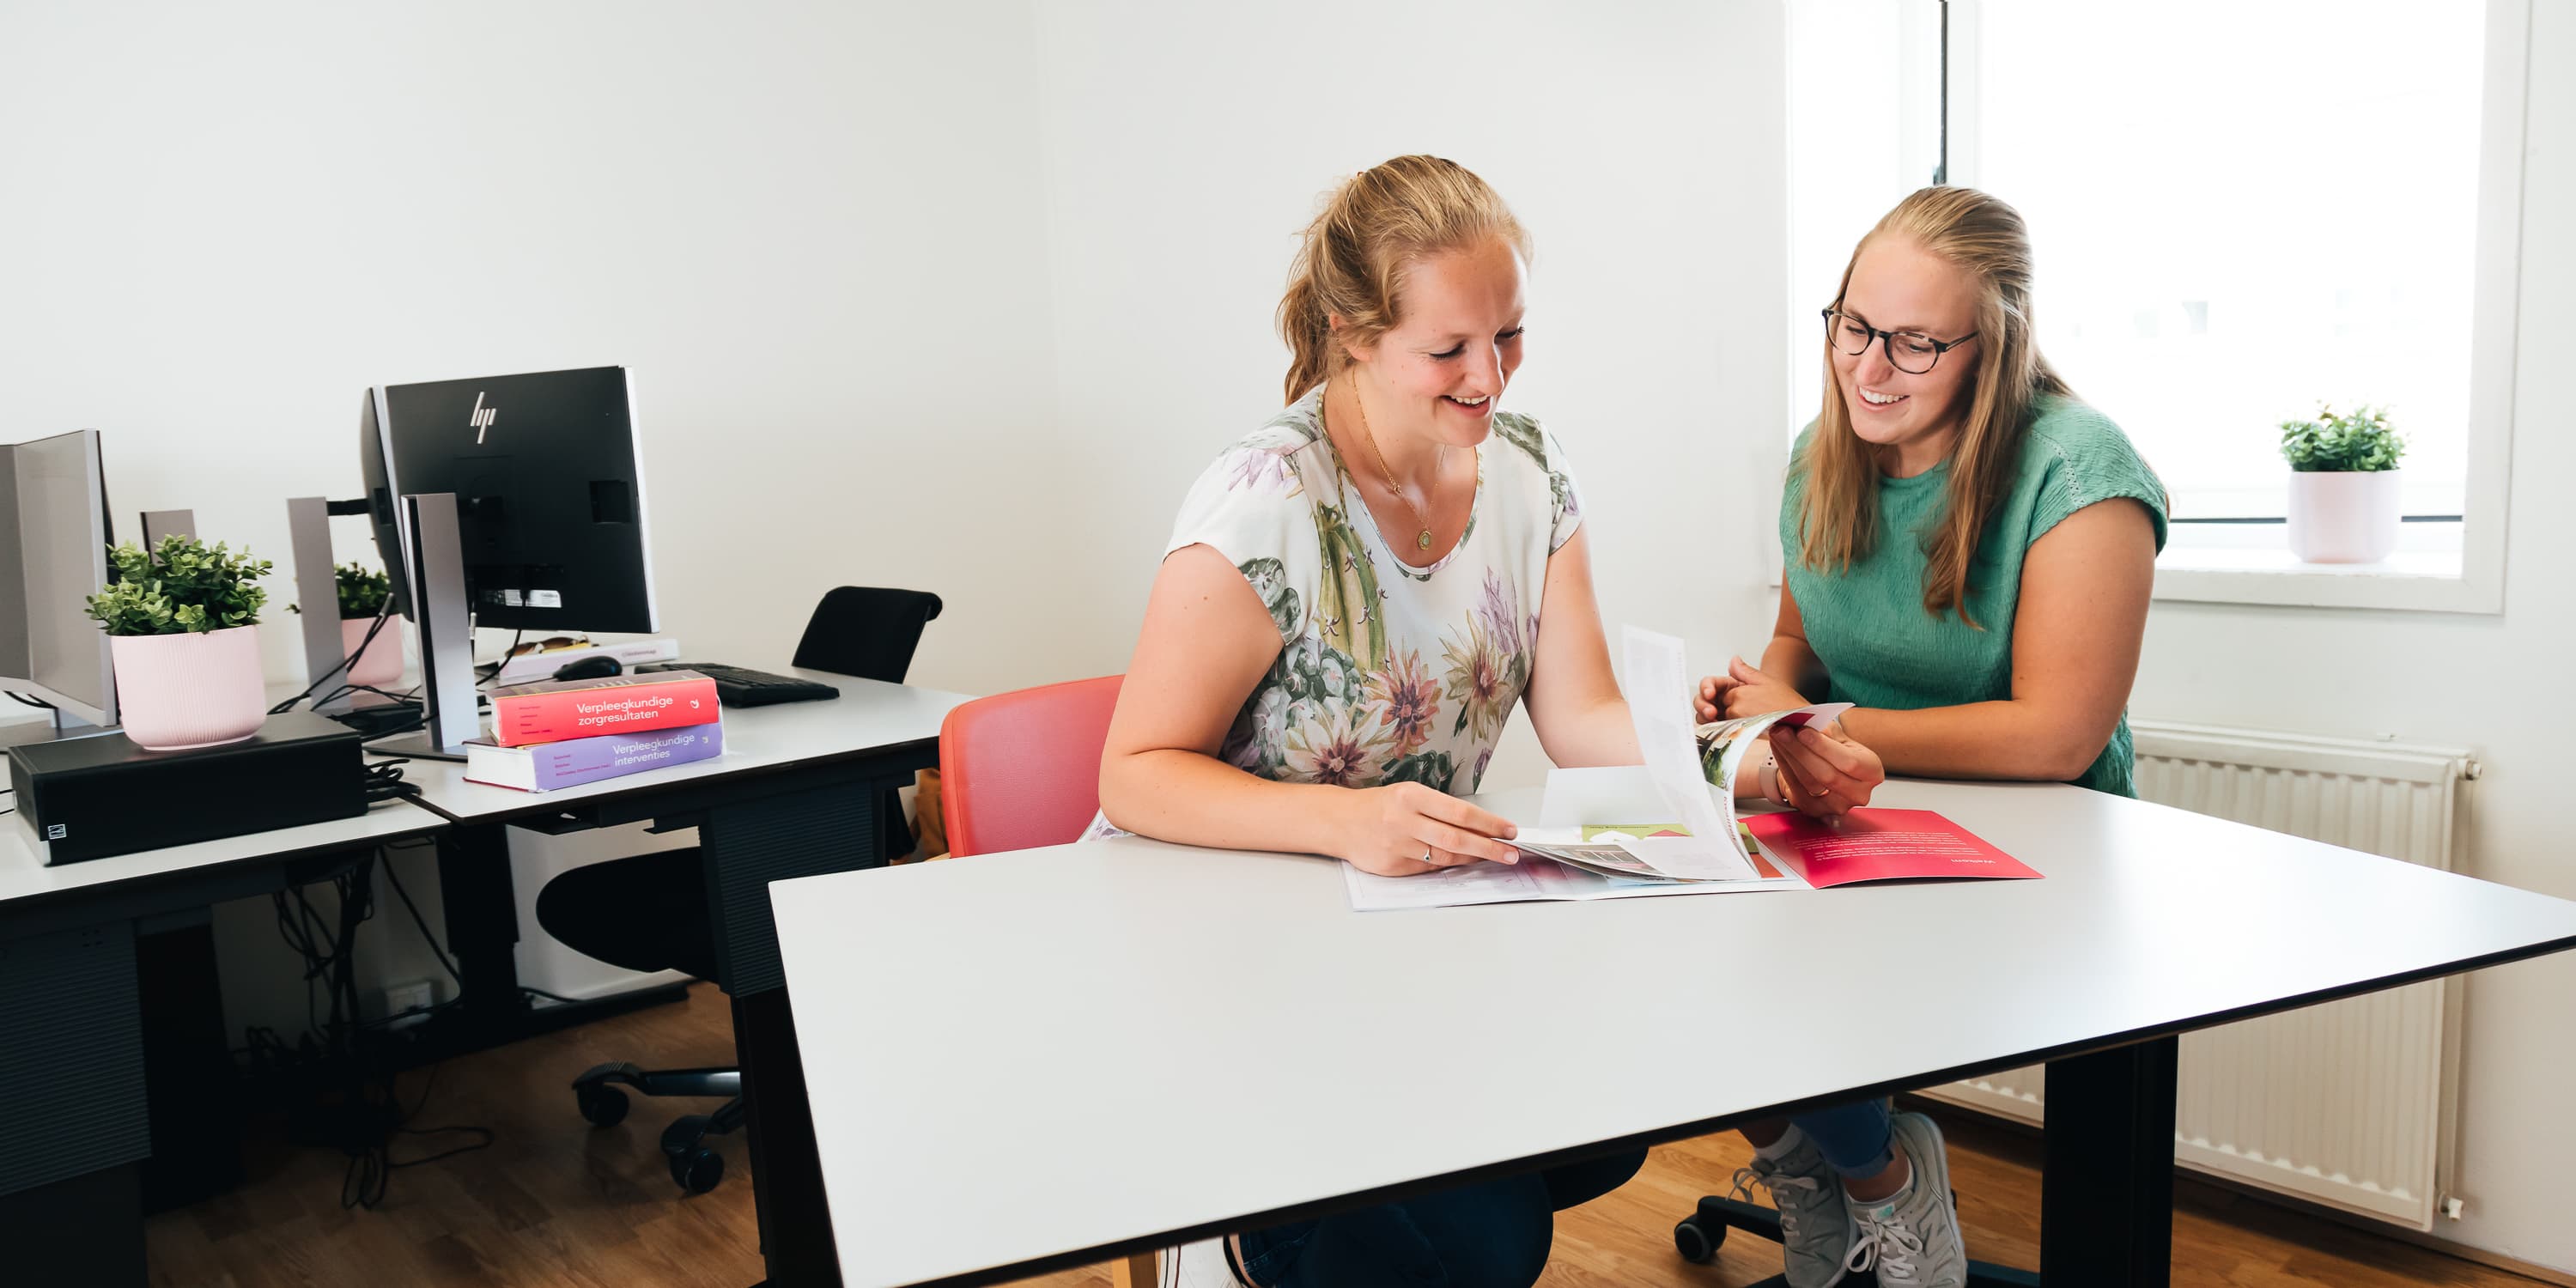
[1785,1,2526,611]
[1972,0,2480,524]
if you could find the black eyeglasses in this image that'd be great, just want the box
[1822,307,1978,375]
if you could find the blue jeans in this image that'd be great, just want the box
[1791,1099,1895,1178]
[1236,1148,1646,1288]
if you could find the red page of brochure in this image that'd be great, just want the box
[1742,808,2042,888]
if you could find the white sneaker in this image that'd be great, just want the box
[1844,1112,1969,1288]
[1730,1132,1853,1288]
[1161,1238,1249,1287]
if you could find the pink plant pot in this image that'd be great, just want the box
[109,624,269,750]
[2287,470,2403,564]
[342,616,405,688]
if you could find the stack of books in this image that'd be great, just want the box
[464,670,724,792]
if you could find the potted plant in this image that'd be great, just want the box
[2279,404,2406,563]
[297,562,402,687]
[84,535,276,750]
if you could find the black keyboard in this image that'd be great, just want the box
[635,662,840,708]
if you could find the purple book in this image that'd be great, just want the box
[464,721,724,792]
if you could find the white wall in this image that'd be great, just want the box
[0,0,1066,1039]
[2122,2,2574,1268]
[0,0,1066,696]
[1032,0,1791,791]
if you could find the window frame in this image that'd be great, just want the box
[1811,0,2531,614]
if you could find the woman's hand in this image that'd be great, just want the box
[1335,781,1523,876]
[1772,720,1885,818]
[1696,656,1812,722]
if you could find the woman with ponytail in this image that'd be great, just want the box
[1698,186,2167,1288]
[1095,155,1885,1287]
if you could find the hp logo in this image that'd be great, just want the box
[469,392,497,444]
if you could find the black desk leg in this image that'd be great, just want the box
[734,986,835,1285]
[434,822,532,1047]
[2041,1036,2179,1286]
[699,778,890,1288]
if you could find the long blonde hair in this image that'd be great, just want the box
[1795,185,2072,626]
[1277,155,1532,404]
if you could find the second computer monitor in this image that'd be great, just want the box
[362,366,658,635]
[0,429,118,727]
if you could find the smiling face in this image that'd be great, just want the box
[1832,234,1984,471]
[1342,237,1528,450]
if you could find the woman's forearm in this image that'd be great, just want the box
[1760,635,1828,698]
[1835,700,2106,782]
[1753,634,2098,781]
[1538,695,1643,769]
[1098,748,1355,858]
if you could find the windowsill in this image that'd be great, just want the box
[2153,521,2500,613]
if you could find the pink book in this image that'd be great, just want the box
[1742,808,2041,888]
[487,671,720,747]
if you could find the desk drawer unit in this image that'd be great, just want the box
[0,922,147,1197]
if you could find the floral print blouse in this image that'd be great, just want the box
[1089,389,1583,839]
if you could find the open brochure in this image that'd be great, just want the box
[1340,765,1806,912]
[1343,627,1854,912]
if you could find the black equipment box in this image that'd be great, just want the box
[6,712,368,865]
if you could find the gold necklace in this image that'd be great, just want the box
[1346,384,1442,551]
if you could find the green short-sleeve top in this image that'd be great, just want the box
[1779,396,2168,797]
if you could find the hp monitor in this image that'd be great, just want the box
[361,366,657,635]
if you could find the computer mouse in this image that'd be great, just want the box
[552,654,624,681]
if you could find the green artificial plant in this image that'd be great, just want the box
[2278,404,2407,473]
[82,535,274,636]
[331,563,391,619]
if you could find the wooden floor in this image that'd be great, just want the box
[149,982,2542,1288]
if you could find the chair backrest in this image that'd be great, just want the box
[791,586,944,683]
[939,675,1124,858]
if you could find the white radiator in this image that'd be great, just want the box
[1922,721,2478,1230]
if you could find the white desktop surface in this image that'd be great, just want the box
[389,668,971,823]
[770,779,2576,1288]
[0,799,441,906]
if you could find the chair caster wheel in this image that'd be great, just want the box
[671,1146,724,1194]
[1674,1215,1725,1263]
[575,1084,629,1127]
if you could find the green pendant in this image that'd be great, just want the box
[1417,529,1433,550]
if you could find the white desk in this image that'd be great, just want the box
[391,665,972,1287]
[770,779,2576,1288]
[0,799,441,909]
[1,663,969,1285]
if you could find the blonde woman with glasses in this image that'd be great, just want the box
[1696,187,2168,1287]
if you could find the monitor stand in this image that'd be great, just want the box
[367,491,477,762]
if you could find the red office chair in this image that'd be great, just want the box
[939,674,1125,858]
[936,673,1152,1286]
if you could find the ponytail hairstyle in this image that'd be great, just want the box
[1795,185,2072,626]
[1277,155,1532,404]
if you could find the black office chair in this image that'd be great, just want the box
[538,586,942,1194]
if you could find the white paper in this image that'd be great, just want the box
[1340,854,1795,911]
[1340,857,1567,910]
[1619,627,1756,879]
[1536,763,1677,829]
